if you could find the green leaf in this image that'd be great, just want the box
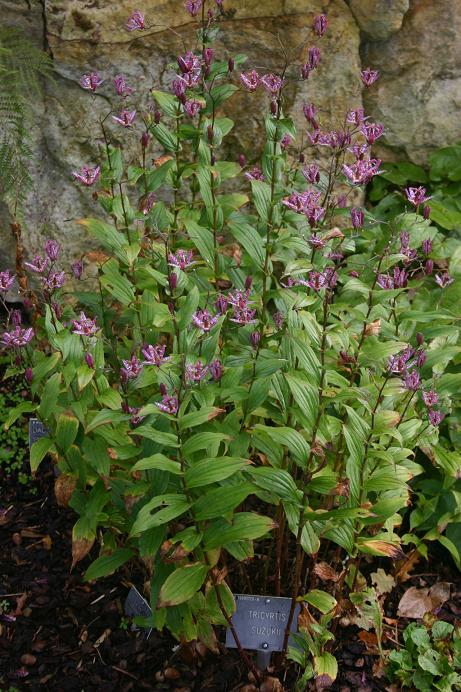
[132,454,182,475]
[158,563,208,607]
[183,218,215,267]
[145,158,174,193]
[151,89,178,118]
[253,425,310,467]
[130,495,191,535]
[246,466,301,504]
[185,457,251,488]
[55,412,79,453]
[251,180,272,222]
[84,548,134,581]
[177,285,200,331]
[228,219,265,268]
[30,436,53,473]
[79,218,126,260]
[182,432,231,457]
[203,512,276,549]
[303,589,337,614]
[313,652,338,683]
[86,409,131,433]
[100,259,135,305]
[151,122,178,152]
[38,372,61,420]
[179,407,224,430]
[3,401,35,430]
[132,426,180,447]
[284,371,318,432]
[194,483,254,520]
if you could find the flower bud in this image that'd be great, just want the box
[425,259,434,275]
[416,332,424,346]
[71,259,84,280]
[169,273,177,290]
[203,48,214,66]
[52,301,62,320]
[159,383,167,396]
[85,352,95,369]
[238,154,246,168]
[24,367,33,385]
[250,331,261,348]
[209,359,222,381]
[228,57,234,73]
[299,153,305,164]
[423,205,431,220]
[204,64,211,79]
[141,131,150,148]
[314,14,328,38]
[422,238,432,255]
[215,294,228,315]
[207,125,214,143]
[349,270,359,278]
[270,100,277,115]
[45,239,61,262]
[154,109,161,124]
[244,275,253,290]
[350,207,364,229]
[23,296,32,311]
[168,301,175,314]
[11,309,22,326]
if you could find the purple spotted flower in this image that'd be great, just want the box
[192,309,218,332]
[142,344,170,366]
[121,355,144,380]
[423,390,439,407]
[273,312,284,330]
[343,157,383,185]
[404,370,421,391]
[307,234,325,249]
[435,272,454,288]
[184,99,202,117]
[360,67,379,86]
[1,326,34,348]
[347,108,366,126]
[43,271,66,292]
[45,239,61,262]
[261,74,283,94]
[281,134,292,150]
[405,186,432,207]
[169,249,194,270]
[387,347,414,375]
[112,109,137,127]
[244,166,264,181]
[186,360,208,382]
[24,255,49,274]
[240,70,260,92]
[227,289,252,310]
[141,192,156,215]
[114,74,133,97]
[185,0,202,16]
[428,409,444,426]
[178,51,201,75]
[72,312,98,336]
[156,394,179,415]
[80,72,103,92]
[72,165,100,186]
[0,271,15,292]
[126,10,145,31]
[307,271,327,291]
[302,164,320,184]
[360,122,384,145]
[11,309,21,326]
[230,308,257,325]
[314,14,328,37]
[172,78,187,99]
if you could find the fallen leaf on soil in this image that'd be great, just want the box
[260,677,284,692]
[397,582,450,619]
[394,549,422,583]
[314,562,340,583]
[371,568,395,596]
[358,630,378,649]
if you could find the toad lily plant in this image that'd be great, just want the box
[2,2,460,687]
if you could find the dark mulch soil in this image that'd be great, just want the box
[2,462,461,692]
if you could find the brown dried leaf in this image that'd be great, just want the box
[397,582,450,619]
[364,319,381,337]
[71,536,95,570]
[371,568,395,596]
[322,227,344,240]
[394,550,422,583]
[314,562,340,583]
[260,677,284,692]
[54,475,77,508]
[153,154,173,168]
[85,250,109,264]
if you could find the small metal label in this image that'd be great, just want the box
[124,586,153,639]
[225,594,300,652]
[29,418,49,447]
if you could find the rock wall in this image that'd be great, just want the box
[1,0,460,268]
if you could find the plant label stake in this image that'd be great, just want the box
[225,594,300,669]
[124,585,153,639]
[29,418,49,447]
